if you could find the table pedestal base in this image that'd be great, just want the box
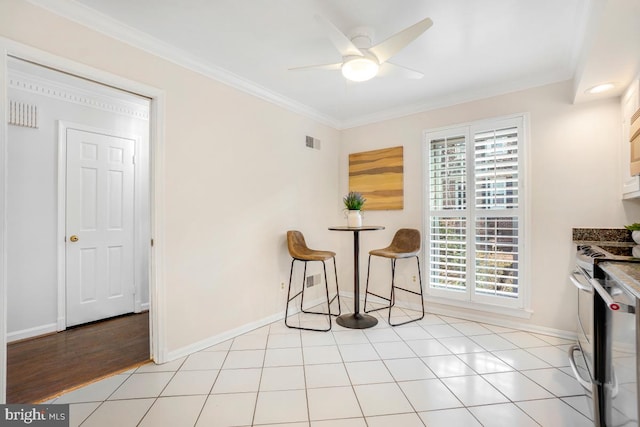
[336,313,378,329]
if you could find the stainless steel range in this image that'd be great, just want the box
[569,243,639,427]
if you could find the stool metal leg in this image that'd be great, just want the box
[284,258,298,329]
[364,254,392,314]
[332,257,342,316]
[285,257,340,332]
[300,261,308,313]
[301,260,340,317]
[364,255,425,326]
[388,259,397,325]
[388,256,425,326]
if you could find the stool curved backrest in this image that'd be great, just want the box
[287,230,307,258]
[287,230,335,261]
[389,228,421,255]
[370,228,421,259]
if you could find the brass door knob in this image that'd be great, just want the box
[69,235,79,242]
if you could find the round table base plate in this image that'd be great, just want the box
[336,313,378,329]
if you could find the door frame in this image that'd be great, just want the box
[0,37,168,403]
[57,122,145,330]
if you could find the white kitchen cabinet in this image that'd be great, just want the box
[622,78,640,198]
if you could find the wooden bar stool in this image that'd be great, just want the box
[363,228,424,326]
[285,230,341,331]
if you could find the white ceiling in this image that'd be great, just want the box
[29,0,640,128]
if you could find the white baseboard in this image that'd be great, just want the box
[7,323,57,343]
[166,312,284,362]
[421,301,577,340]
[340,292,576,340]
[140,302,150,311]
[165,295,328,363]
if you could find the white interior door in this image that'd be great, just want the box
[65,128,135,327]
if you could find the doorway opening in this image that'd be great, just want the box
[0,41,166,403]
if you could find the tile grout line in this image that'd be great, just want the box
[336,299,371,427]
[191,342,232,426]
[135,354,192,426]
[79,368,138,426]
[299,328,312,426]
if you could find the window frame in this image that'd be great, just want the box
[422,114,531,315]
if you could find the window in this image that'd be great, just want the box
[424,116,526,309]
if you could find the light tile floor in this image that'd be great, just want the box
[48,299,594,426]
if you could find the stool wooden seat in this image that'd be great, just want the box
[363,228,424,326]
[285,230,341,331]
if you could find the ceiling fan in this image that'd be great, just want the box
[290,15,433,82]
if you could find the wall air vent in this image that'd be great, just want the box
[8,100,38,129]
[305,135,321,150]
[306,274,322,288]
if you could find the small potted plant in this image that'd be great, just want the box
[625,223,640,244]
[343,191,366,227]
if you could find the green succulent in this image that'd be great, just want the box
[343,191,366,210]
[625,223,640,231]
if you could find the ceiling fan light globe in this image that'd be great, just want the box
[341,58,379,82]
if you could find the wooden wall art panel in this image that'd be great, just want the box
[349,146,404,210]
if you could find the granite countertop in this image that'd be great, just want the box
[572,227,633,243]
[572,227,640,298]
[600,262,640,300]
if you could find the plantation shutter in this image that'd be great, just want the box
[473,126,520,299]
[428,134,468,293]
[426,117,524,307]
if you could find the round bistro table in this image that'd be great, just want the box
[328,225,384,329]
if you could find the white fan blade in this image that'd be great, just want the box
[369,17,433,64]
[378,62,424,79]
[315,14,363,57]
[288,63,342,71]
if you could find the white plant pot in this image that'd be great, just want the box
[633,230,640,244]
[347,210,362,228]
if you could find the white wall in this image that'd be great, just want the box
[0,1,342,356]
[340,81,640,333]
[6,59,151,340]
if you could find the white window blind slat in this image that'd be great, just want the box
[427,118,523,305]
[429,135,467,211]
[428,215,468,291]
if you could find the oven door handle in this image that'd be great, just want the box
[569,270,593,293]
[609,284,636,314]
[590,278,624,311]
[567,344,592,392]
[590,278,636,312]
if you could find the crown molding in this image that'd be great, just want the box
[9,68,150,120]
[26,0,341,129]
[340,71,573,129]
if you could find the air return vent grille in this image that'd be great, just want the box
[306,274,322,288]
[305,135,321,150]
[8,100,38,129]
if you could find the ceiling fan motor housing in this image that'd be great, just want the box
[348,27,374,49]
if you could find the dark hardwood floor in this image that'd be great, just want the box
[7,311,150,403]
